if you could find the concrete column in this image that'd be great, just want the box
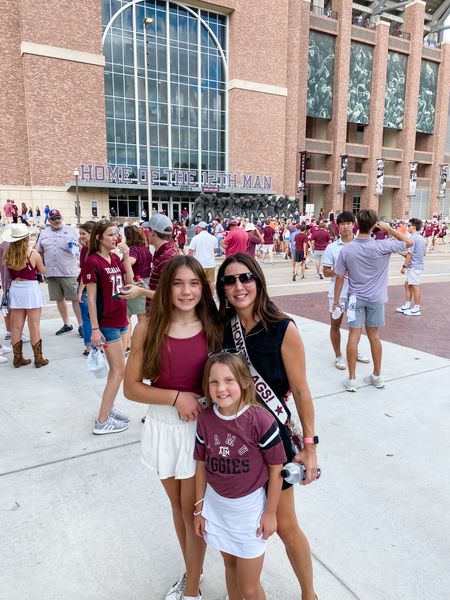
[393,0,426,218]
[324,0,352,216]
[428,42,450,216]
[283,0,310,197]
[361,20,390,211]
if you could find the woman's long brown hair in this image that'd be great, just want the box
[88,220,114,255]
[216,253,288,328]
[3,236,30,270]
[142,255,221,381]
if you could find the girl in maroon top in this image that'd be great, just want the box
[124,255,221,600]
[83,220,134,435]
[3,224,47,367]
[124,225,152,324]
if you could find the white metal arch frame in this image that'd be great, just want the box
[102,0,228,75]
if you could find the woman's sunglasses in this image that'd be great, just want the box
[220,272,258,287]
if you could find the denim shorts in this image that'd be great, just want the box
[349,299,385,329]
[100,326,128,343]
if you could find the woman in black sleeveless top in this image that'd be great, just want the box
[217,253,318,600]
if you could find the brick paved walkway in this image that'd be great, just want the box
[273,281,450,359]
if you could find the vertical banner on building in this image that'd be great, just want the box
[375,158,385,195]
[298,151,307,192]
[339,155,348,193]
[409,162,418,197]
[439,164,448,197]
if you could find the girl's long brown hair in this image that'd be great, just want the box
[89,220,114,255]
[216,253,288,328]
[125,225,145,247]
[3,236,30,270]
[142,255,221,381]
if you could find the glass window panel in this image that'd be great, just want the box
[114,98,125,119]
[201,108,208,128]
[218,153,225,171]
[208,110,218,129]
[148,42,157,71]
[179,84,189,105]
[180,150,189,168]
[125,99,135,120]
[159,125,168,147]
[209,130,217,150]
[149,81,158,103]
[150,123,158,144]
[124,76,135,99]
[127,145,136,164]
[123,38,133,66]
[156,13,166,38]
[114,74,124,97]
[188,52,197,78]
[104,36,112,64]
[159,147,169,167]
[158,81,167,104]
[180,127,189,148]
[105,96,114,117]
[179,50,188,76]
[139,123,147,144]
[137,76,145,99]
[180,106,189,126]
[107,143,115,163]
[150,147,159,167]
[106,118,115,142]
[171,105,180,125]
[170,47,179,74]
[157,103,167,123]
[201,129,208,150]
[115,120,125,142]
[138,101,146,122]
[105,71,113,96]
[136,39,144,69]
[140,145,147,165]
[189,108,198,127]
[172,127,180,148]
[208,153,218,170]
[189,128,198,149]
[157,45,167,72]
[117,144,126,163]
[112,35,123,64]
[188,17,197,44]
[122,7,133,31]
[172,149,180,168]
[126,121,136,144]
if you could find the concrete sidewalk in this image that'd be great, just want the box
[1,316,449,600]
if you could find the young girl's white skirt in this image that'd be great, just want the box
[140,404,196,479]
[203,484,267,559]
[9,280,45,309]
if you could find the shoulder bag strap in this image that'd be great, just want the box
[230,315,289,426]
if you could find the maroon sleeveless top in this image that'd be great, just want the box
[154,331,208,395]
[9,258,37,281]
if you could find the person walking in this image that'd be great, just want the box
[322,211,368,370]
[310,221,331,279]
[222,221,248,257]
[396,218,426,317]
[333,210,413,391]
[261,219,275,264]
[124,255,221,600]
[35,209,82,336]
[77,221,95,356]
[245,222,264,260]
[188,221,217,292]
[82,220,135,434]
[2,200,13,226]
[216,253,319,600]
[292,224,308,281]
[214,218,224,257]
[194,352,285,600]
[124,224,152,324]
[2,224,48,368]
[43,205,50,225]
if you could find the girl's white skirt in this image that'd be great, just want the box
[9,280,45,309]
[203,484,267,559]
[140,404,196,480]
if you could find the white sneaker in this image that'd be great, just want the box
[335,356,346,370]
[356,353,370,364]
[0,355,7,364]
[0,344,12,355]
[4,332,11,340]
[93,416,128,435]
[110,407,130,422]
[166,574,186,599]
[396,304,410,313]
[403,307,421,316]
[345,378,357,392]
[363,374,385,388]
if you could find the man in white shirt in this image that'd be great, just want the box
[188,221,217,291]
[322,211,369,371]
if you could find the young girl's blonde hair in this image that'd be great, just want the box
[3,236,30,271]
[202,352,259,410]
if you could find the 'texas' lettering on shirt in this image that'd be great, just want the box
[104,266,121,275]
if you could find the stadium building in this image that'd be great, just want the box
[1,0,450,221]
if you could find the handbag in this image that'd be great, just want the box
[87,347,109,379]
[1,289,10,316]
[230,315,304,453]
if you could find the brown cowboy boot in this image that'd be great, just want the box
[32,339,49,368]
[13,341,31,368]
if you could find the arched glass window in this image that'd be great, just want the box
[102,0,227,184]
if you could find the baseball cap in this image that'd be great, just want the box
[197,221,208,229]
[48,209,61,219]
[228,220,239,227]
[245,223,256,231]
[147,213,173,234]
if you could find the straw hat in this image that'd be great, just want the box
[2,224,31,242]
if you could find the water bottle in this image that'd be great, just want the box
[331,305,342,319]
[135,276,149,289]
[281,462,321,484]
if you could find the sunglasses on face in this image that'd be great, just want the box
[50,217,61,221]
[220,272,257,287]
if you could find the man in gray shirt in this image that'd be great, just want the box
[35,209,82,336]
[333,209,413,391]
[396,218,426,317]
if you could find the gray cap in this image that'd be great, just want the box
[197,221,208,229]
[147,213,173,234]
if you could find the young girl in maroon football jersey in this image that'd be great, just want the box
[124,255,220,600]
[83,220,134,435]
[194,353,285,600]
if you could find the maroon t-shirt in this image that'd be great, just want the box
[294,232,308,252]
[373,231,389,240]
[176,226,187,245]
[77,245,89,283]
[195,404,286,499]
[146,239,179,311]
[224,228,248,257]
[311,228,331,251]
[129,245,151,280]
[247,233,261,258]
[82,252,128,328]
[263,226,275,244]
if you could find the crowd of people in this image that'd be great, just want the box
[0,201,441,598]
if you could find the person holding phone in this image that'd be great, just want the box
[82,220,134,434]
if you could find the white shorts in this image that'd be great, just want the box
[328,298,347,315]
[262,244,273,254]
[9,280,46,309]
[406,268,423,285]
[140,404,197,480]
[203,484,267,559]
